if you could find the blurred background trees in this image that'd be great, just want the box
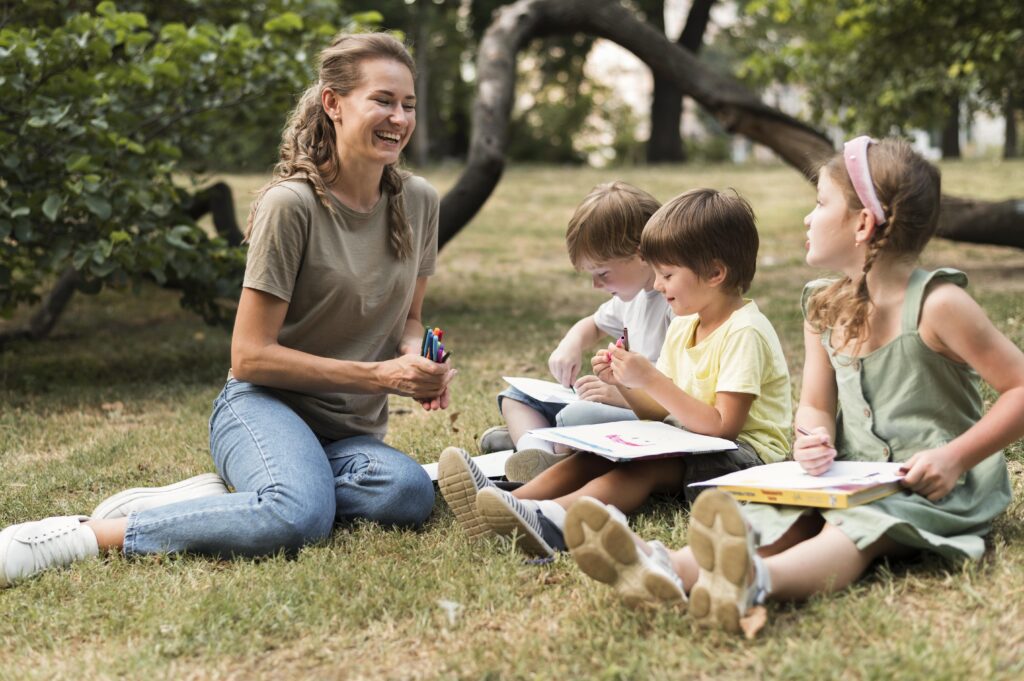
[2,0,1021,342]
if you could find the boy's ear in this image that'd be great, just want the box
[706,261,729,288]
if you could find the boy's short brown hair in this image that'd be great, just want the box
[565,182,661,268]
[640,188,758,293]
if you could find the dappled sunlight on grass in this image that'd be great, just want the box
[1,161,1022,679]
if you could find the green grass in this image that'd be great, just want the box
[2,160,1024,679]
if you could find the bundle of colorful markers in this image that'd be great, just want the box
[421,326,450,363]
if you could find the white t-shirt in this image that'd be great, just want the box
[592,288,673,362]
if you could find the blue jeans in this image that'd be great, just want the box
[498,386,637,429]
[123,379,434,557]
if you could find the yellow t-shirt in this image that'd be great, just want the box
[655,300,792,463]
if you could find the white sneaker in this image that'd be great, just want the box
[90,472,230,520]
[0,516,99,587]
[687,489,770,634]
[503,448,565,483]
[565,496,686,609]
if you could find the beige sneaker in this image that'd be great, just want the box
[478,426,514,454]
[687,489,770,634]
[437,447,497,541]
[503,448,565,483]
[565,496,686,609]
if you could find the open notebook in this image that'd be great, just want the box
[529,420,736,462]
[690,460,906,509]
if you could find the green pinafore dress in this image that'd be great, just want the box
[742,268,1012,561]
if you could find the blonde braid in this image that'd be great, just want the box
[381,164,413,260]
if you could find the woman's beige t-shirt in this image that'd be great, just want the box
[242,176,439,440]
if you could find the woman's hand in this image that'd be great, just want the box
[793,426,836,476]
[900,447,964,501]
[377,354,452,400]
[573,374,619,404]
[548,343,582,388]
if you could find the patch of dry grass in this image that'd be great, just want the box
[1,160,1022,679]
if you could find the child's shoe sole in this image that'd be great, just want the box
[687,489,753,634]
[503,448,563,483]
[437,447,493,541]
[565,497,685,609]
[475,488,554,557]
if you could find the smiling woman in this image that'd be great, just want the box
[0,33,455,587]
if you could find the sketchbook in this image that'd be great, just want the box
[503,376,579,405]
[690,460,906,509]
[528,420,737,462]
[422,450,513,482]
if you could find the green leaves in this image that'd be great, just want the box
[42,195,63,221]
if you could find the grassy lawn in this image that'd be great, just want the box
[2,160,1023,679]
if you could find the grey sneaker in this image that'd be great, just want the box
[91,472,230,520]
[565,496,686,609]
[688,489,770,634]
[475,487,566,558]
[0,516,99,587]
[437,447,496,540]
[503,448,565,483]
[478,425,514,454]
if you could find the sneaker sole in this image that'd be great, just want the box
[687,489,752,634]
[565,497,685,609]
[437,448,493,541]
[475,488,553,557]
[90,473,229,520]
[478,427,514,454]
[503,449,561,483]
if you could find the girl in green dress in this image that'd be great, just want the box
[561,136,1024,635]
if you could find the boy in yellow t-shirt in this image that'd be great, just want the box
[440,189,792,557]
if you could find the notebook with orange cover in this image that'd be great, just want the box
[690,460,905,509]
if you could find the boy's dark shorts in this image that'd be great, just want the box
[682,440,763,504]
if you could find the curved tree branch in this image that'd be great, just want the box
[438,0,1023,251]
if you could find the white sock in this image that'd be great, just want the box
[536,500,567,529]
[516,434,554,453]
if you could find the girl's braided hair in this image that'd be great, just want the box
[806,138,941,354]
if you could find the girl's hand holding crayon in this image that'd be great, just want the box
[899,446,965,502]
[793,426,836,476]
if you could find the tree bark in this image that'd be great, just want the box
[0,268,80,347]
[410,1,432,167]
[437,0,1023,252]
[1005,93,1019,160]
[646,0,715,163]
[439,0,831,246]
[941,94,961,159]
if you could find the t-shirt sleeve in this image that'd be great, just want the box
[801,278,833,321]
[715,326,773,397]
[414,179,439,278]
[243,184,311,303]
[592,297,624,338]
[655,317,687,380]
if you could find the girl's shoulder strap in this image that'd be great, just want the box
[902,267,969,332]
[800,277,836,320]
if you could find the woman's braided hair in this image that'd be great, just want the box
[246,32,416,260]
[806,138,941,354]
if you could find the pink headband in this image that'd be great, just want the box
[843,136,887,226]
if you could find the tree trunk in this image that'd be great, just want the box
[0,268,80,347]
[1005,93,1019,160]
[646,0,715,164]
[410,1,431,167]
[437,0,1024,252]
[941,94,961,159]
